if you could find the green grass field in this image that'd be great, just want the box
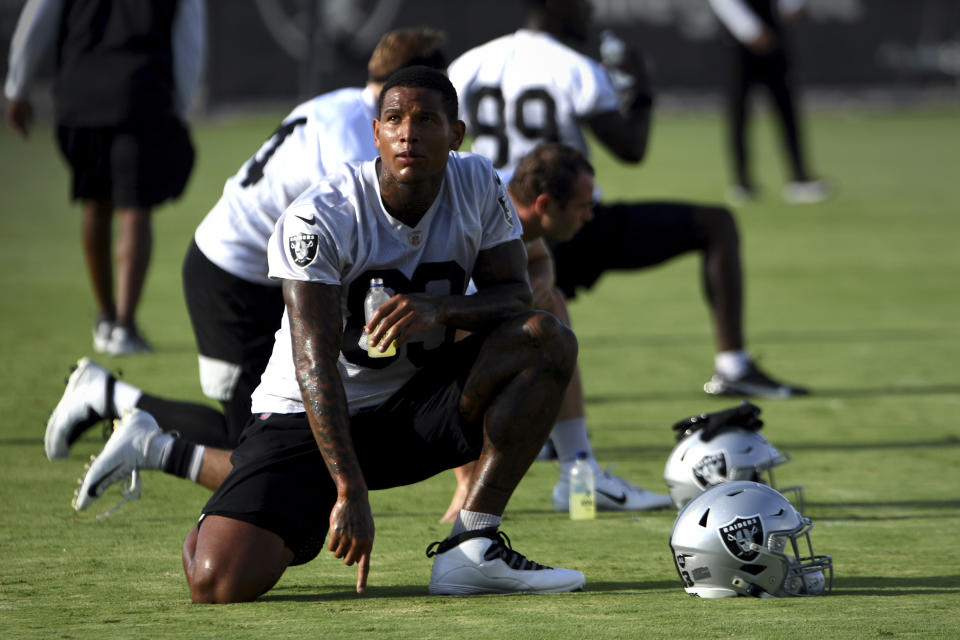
[1,104,958,639]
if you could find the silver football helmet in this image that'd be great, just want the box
[669,481,832,598]
[664,425,803,510]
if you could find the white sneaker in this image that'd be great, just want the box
[552,469,673,512]
[726,184,757,207]
[73,408,160,512]
[427,528,585,595]
[782,179,830,204]
[105,325,152,356]
[45,358,115,461]
[93,319,114,354]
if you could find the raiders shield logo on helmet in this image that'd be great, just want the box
[693,452,727,488]
[719,515,763,561]
[288,233,318,267]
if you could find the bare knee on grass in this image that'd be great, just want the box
[182,516,292,604]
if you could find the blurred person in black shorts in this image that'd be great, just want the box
[4,0,204,354]
[42,29,452,487]
[709,0,829,205]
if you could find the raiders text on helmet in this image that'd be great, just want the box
[669,481,832,598]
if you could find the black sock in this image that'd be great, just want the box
[161,438,199,479]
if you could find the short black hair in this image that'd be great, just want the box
[377,65,459,123]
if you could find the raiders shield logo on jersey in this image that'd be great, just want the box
[288,233,318,267]
[720,515,763,561]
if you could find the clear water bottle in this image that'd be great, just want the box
[363,278,396,358]
[568,451,596,520]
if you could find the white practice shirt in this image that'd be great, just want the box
[194,87,379,285]
[251,152,522,414]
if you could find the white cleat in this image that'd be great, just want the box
[93,319,114,354]
[552,469,673,512]
[45,357,114,461]
[105,325,153,356]
[725,184,757,207]
[73,409,160,513]
[427,527,585,595]
[782,179,830,204]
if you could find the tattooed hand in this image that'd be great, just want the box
[328,494,375,594]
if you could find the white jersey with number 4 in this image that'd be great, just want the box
[447,29,618,178]
[194,87,379,285]
[251,151,522,415]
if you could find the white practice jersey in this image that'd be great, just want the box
[194,87,379,285]
[251,152,522,415]
[447,29,618,180]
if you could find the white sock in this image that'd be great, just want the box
[450,509,502,537]
[112,380,143,416]
[715,350,750,379]
[187,445,206,482]
[551,417,601,477]
[550,417,593,462]
[145,431,175,471]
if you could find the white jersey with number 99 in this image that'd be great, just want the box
[448,29,618,177]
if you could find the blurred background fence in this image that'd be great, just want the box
[2,0,958,114]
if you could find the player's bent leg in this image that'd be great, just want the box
[460,311,577,516]
[183,515,293,604]
[690,204,743,353]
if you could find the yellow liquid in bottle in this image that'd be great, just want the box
[569,489,596,520]
[367,326,397,358]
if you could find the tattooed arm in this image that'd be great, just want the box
[284,278,373,594]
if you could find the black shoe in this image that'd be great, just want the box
[704,361,809,398]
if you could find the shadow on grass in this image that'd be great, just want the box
[259,584,426,602]
[257,577,960,600]
[809,500,960,509]
[585,383,960,405]
[259,579,680,602]
[831,575,960,596]
[579,327,959,348]
[808,498,960,522]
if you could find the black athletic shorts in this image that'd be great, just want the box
[182,240,285,445]
[549,201,707,299]
[56,117,194,208]
[200,334,487,566]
